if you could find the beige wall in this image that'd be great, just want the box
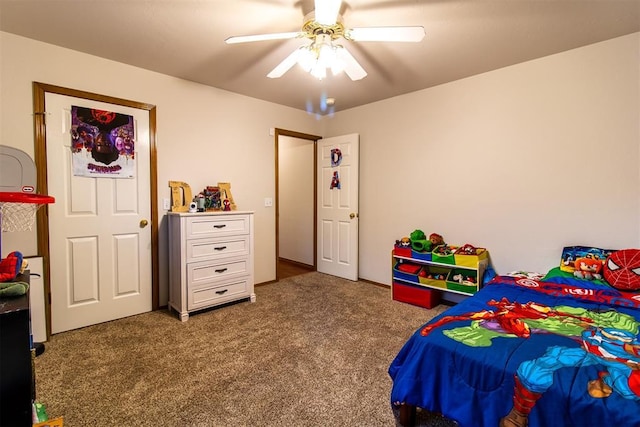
[278,136,315,265]
[0,32,323,305]
[2,30,639,303]
[325,33,640,283]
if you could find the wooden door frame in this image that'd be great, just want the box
[274,129,321,280]
[32,82,159,337]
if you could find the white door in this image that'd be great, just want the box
[317,134,359,280]
[45,93,152,333]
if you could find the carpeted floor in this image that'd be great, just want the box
[35,272,455,426]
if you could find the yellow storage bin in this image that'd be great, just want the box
[454,245,488,268]
[418,265,449,289]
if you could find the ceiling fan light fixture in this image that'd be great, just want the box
[317,36,336,66]
[310,64,327,80]
[293,34,346,80]
[298,46,315,72]
[254,0,421,82]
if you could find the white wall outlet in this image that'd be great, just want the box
[264,197,273,207]
[163,198,171,210]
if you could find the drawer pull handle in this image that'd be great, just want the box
[215,268,228,274]
[214,246,227,251]
[213,224,226,229]
[215,289,228,295]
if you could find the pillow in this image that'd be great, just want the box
[603,249,640,291]
[560,246,615,275]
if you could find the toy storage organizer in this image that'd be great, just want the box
[391,246,489,308]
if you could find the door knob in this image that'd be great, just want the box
[349,213,358,219]
[140,219,149,228]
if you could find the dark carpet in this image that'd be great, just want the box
[35,272,455,426]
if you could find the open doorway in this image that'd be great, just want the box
[275,129,321,280]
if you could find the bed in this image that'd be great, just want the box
[389,250,640,427]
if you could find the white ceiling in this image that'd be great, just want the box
[1,0,639,115]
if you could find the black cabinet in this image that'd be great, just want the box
[0,274,32,427]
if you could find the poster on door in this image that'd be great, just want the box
[70,106,136,178]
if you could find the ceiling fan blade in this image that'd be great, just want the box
[267,49,301,78]
[336,47,367,81]
[347,26,425,42]
[314,0,342,25]
[225,32,302,44]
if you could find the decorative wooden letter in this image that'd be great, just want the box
[169,181,193,212]
[218,182,237,211]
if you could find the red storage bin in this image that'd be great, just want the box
[393,246,412,257]
[392,281,441,309]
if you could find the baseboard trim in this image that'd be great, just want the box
[278,257,314,270]
[358,277,390,288]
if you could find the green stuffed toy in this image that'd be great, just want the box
[410,229,431,252]
[0,281,29,297]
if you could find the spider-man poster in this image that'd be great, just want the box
[70,106,135,177]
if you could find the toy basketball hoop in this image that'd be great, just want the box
[0,144,55,233]
[0,144,55,260]
[0,192,55,232]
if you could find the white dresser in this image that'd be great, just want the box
[168,211,255,321]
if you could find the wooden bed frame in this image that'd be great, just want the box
[399,404,417,426]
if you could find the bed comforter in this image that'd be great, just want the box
[389,275,640,427]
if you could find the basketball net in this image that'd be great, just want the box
[0,192,55,232]
[0,202,43,232]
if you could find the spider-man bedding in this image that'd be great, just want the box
[389,274,640,427]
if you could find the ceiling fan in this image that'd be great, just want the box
[225,0,425,81]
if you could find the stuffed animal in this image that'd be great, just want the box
[573,256,604,280]
[410,229,431,252]
[0,251,29,297]
[603,249,640,291]
[429,233,444,247]
[0,251,24,282]
[0,281,29,297]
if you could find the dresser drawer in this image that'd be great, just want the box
[186,215,249,239]
[188,257,249,286]
[188,277,249,310]
[186,236,249,262]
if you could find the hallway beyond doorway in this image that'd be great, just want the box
[278,258,314,280]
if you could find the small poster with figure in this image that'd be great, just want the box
[71,106,136,178]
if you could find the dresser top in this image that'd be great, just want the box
[168,210,254,217]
